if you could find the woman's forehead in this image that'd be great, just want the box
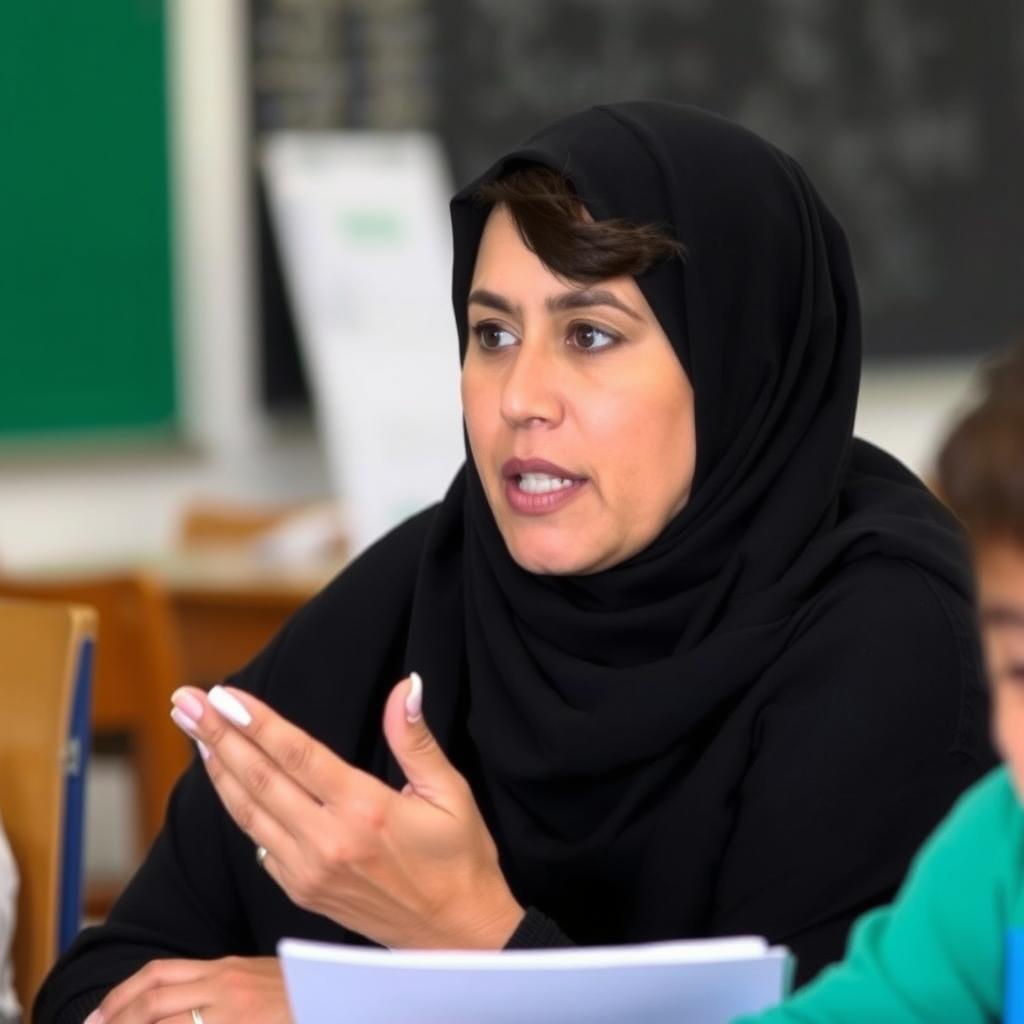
[468,206,655,318]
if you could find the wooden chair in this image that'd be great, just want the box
[0,573,190,907]
[0,598,96,1010]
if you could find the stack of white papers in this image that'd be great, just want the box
[279,935,790,1023]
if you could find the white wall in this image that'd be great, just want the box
[856,357,983,480]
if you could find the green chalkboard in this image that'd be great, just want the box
[0,0,176,439]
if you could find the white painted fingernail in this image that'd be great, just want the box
[209,685,252,727]
[196,739,212,762]
[405,672,423,723]
[170,706,198,735]
[83,1009,104,1024]
[170,687,204,721]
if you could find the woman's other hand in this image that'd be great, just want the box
[83,956,289,1024]
[169,676,525,951]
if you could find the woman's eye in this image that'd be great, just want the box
[568,323,619,352]
[999,663,1024,688]
[473,322,517,350]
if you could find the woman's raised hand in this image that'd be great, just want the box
[83,956,289,1024]
[169,676,525,951]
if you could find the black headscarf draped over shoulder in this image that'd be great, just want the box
[399,102,983,968]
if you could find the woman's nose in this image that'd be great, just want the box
[499,338,565,429]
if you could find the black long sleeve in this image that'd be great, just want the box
[504,908,574,949]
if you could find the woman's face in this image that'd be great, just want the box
[981,539,1024,796]
[461,204,696,575]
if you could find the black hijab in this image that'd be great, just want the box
[396,102,973,944]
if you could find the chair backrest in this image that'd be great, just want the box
[0,598,96,1010]
[0,572,188,848]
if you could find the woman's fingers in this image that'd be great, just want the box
[381,675,465,807]
[173,685,378,808]
[210,685,350,804]
[174,690,325,846]
[202,748,302,858]
[92,958,291,1024]
[86,959,212,1024]
[104,977,211,1024]
[171,686,398,877]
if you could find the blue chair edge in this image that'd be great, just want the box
[58,635,94,953]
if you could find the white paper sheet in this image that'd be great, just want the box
[279,936,791,1024]
[261,132,464,557]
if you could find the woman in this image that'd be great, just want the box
[37,102,992,1024]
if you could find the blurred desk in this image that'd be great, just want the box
[10,549,343,689]
[154,549,341,685]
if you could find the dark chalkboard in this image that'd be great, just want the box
[435,0,1024,358]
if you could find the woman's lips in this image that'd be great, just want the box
[504,477,587,515]
[501,458,588,516]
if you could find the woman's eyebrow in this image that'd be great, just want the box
[467,288,520,315]
[981,604,1024,629]
[467,286,643,322]
[546,288,643,321]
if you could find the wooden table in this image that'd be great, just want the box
[152,549,343,686]
[11,548,344,688]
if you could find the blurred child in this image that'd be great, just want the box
[737,343,1024,1023]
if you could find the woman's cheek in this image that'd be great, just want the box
[462,376,495,465]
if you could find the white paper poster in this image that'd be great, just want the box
[262,132,464,554]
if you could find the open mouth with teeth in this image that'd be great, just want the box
[502,464,588,515]
[516,472,580,494]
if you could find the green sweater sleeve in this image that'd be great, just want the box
[736,767,1020,1024]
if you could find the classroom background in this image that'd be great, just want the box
[1,0,1023,944]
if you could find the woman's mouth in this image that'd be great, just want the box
[501,459,589,515]
[517,472,578,494]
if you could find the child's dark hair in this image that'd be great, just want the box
[936,341,1024,544]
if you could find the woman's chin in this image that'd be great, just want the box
[504,533,607,576]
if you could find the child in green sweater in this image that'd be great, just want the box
[738,344,1024,1023]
